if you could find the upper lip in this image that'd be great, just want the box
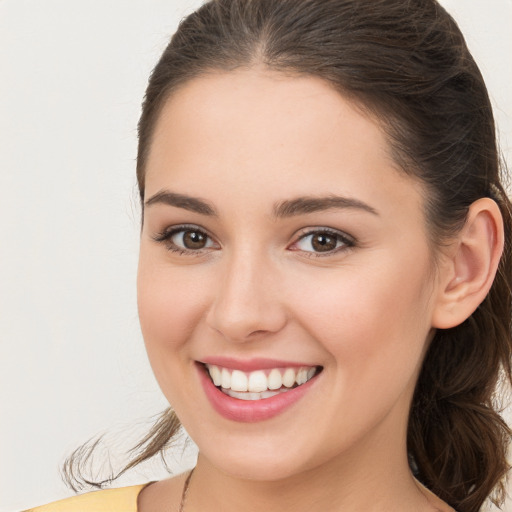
[198,356,319,372]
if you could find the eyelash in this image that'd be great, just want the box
[152,225,355,257]
[290,228,355,257]
[152,224,216,256]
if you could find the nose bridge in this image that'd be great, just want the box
[206,245,285,342]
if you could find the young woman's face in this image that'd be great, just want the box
[138,69,441,481]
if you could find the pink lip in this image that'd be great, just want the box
[197,363,320,423]
[199,356,314,372]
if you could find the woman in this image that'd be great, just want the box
[25,0,512,511]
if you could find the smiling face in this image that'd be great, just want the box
[137,69,441,481]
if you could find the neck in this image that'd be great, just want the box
[186,415,446,512]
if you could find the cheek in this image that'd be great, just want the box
[137,255,212,374]
[291,255,434,380]
[287,259,435,448]
[137,256,219,413]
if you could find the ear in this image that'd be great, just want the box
[432,198,504,329]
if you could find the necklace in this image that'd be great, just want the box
[177,468,444,512]
[179,468,194,512]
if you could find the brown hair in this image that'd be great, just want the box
[65,1,512,510]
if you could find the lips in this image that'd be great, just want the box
[197,359,322,422]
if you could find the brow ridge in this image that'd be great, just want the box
[144,190,217,216]
[144,191,377,218]
[273,195,378,217]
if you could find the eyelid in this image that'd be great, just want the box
[288,227,356,256]
[151,224,355,257]
[152,224,220,253]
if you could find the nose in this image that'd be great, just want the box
[205,250,287,343]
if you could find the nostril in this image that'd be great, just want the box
[247,329,269,338]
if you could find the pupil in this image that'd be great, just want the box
[312,233,336,252]
[184,231,206,249]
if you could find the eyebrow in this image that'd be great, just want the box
[144,190,378,218]
[273,195,379,217]
[145,190,217,216]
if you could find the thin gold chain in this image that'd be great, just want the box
[178,468,194,512]
[177,467,444,512]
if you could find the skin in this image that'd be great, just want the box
[137,68,456,511]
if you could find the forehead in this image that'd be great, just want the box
[144,68,424,221]
[148,68,388,166]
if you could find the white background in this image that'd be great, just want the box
[0,1,511,511]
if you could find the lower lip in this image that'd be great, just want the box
[197,364,319,423]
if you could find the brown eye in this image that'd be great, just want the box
[156,226,217,253]
[182,230,208,249]
[311,233,337,252]
[293,229,354,255]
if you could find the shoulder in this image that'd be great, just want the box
[23,483,153,512]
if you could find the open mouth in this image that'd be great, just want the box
[202,363,323,401]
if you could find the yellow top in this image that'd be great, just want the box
[23,483,153,512]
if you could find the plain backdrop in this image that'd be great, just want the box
[0,1,511,511]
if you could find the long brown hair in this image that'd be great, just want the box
[65,2,512,510]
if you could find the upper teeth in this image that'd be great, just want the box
[205,365,317,393]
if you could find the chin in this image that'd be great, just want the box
[202,448,314,482]
[189,423,341,483]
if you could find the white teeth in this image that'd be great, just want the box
[221,368,231,389]
[231,370,248,392]
[296,368,308,385]
[248,370,267,392]
[226,389,262,400]
[209,365,222,386]
[259,389,282,399]
[206,364,319,396]
[225,389,285,400]
[282,368,296,388]
[267,369,282,390]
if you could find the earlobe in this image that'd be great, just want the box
[432,198,504,329]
